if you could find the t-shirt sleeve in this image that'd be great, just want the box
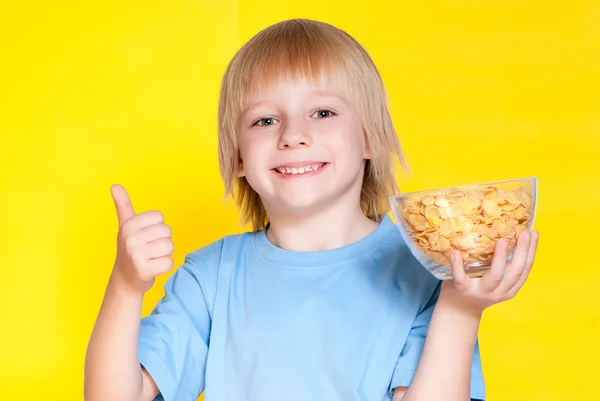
[389,281,486,400]
[138,256,211,401]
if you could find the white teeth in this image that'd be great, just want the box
[276,163,324,175]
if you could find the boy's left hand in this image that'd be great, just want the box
[439,229,540,317]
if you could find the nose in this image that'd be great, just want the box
[277,119,312,150]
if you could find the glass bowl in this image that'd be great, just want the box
[389,177,538,280]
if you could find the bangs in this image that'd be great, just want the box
[227,19,364,108]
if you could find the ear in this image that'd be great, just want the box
[237,161,245,177]
[363,131,372,159]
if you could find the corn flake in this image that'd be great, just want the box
[398,184,534,267]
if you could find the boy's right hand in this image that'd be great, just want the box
[110,184,175,295]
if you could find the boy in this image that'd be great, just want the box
[84,18,538,401]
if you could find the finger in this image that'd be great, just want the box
[527,230,539,267]
[507,230,539,298]
[138,223,172,244]
[122,210,165,233]
[450,250,469,289]
[149,256,175,275]
[480,237,509,292]
[495,230,532,293]
[111,184,136,227]
[146,238,174,259]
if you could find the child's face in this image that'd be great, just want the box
[237,77,370,216]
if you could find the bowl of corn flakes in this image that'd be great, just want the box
[389,177,537,280]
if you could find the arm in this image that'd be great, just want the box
[394,300,481,401]
[84,185,175,401]
[399,230,539,401]
[388,282,484,401]
[85,247,210,401]
[84,273,159,401]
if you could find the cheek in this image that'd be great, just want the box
[237,136,259,164]
[334,131,367,158]
[238,140,267,171]
[237,135,248,159]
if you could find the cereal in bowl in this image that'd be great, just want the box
[398,186,534,265]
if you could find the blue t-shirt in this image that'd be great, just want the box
[138,215,486,401]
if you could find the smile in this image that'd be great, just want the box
[272,162,329,177]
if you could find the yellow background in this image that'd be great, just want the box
[1,1,599,400]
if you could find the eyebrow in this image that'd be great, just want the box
[242,90,347,115]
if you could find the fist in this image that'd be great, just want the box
[110,184,174,294]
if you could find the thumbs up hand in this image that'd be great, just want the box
[110,184,174,294]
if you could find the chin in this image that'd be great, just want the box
[265,194,332,216]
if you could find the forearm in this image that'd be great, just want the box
[402,300,481,401]
[84,271,147,401]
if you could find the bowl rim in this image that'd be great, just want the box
[389,176,538,199]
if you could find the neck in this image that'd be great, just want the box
[263,198,380,252]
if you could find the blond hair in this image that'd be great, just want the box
[218,18,408,231]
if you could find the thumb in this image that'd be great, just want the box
[111,184,136,226]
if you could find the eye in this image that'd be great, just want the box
[312,109,335,119]
[253,117,279,127]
